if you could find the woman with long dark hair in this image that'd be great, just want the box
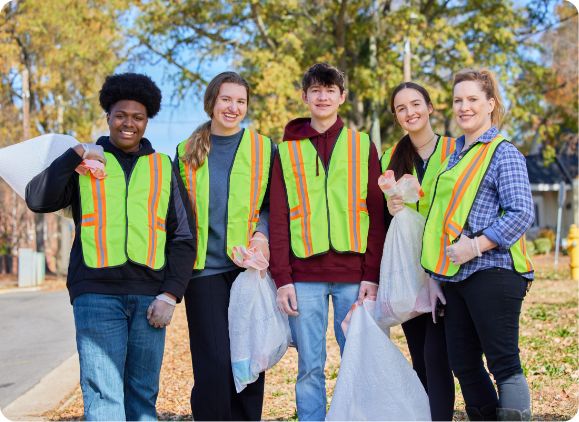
[382,81,456,421]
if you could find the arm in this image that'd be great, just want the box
[269,152,293,288]
[481,143,534,249]
[361,143,387,283]
[25,147,83,212]
[158,166,196,302]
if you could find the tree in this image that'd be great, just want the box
[0,0,128,260]
[134,0,562,150]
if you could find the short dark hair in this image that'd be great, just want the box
[302,63,346,93]
[99,73,162,118]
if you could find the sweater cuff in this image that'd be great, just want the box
[160,279,186,303]
[272,274,293,289]
[362,267,380,284]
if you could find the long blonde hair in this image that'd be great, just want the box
[182,72,250,169]
[453,68,505,126]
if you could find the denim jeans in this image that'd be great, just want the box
[73,293,166,421]
[288,282,359,421]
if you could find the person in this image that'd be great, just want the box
[25,73,196,421]
[421,68,534,421]
[382,81,456,421]
[175,71,273,421]
[269,63,386,421]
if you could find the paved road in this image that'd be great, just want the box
[0,289,76,409]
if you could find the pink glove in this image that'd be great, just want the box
[75,159,107,179]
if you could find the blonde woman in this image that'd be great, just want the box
[175,72,273,421]
[422,69,534,421]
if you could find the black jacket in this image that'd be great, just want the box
[25,137,196,303]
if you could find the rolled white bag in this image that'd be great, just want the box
[0,134,79,218]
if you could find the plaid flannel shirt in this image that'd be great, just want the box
[430,126,535,282]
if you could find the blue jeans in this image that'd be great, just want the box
[73,293,166,421]
[288,282,359,421]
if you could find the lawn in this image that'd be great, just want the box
[46,256,578,421]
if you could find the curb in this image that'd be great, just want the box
[0,287,41,296]
[1,353,79,421]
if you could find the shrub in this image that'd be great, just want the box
[526,240,536,256]
[538,228,556,247]
[534,237,552,254]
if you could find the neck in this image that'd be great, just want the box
[464,123,492,150]
[408,126,436,158]
[211,123,241,137]
[310,115,337,134]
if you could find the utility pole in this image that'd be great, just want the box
[403,39,411,82]
[369,0,382,153]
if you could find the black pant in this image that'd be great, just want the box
[184,269,265,421]
[402,313,455,421]
[444,268,528,414]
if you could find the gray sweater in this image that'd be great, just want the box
[192,129,271,279]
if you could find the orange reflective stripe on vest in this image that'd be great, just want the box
[147,153,164,268]
[247,131,265,244]
[288,140,314,256]
[81,177,109,267]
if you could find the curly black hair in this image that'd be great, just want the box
[99,73,162,118]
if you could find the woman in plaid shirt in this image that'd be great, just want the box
[422,69,534,421]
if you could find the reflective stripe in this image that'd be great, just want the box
[92,177,107,268]
[81,215,95,225]
[248,131,264,240]
[289,205,301,219]
[147,154,162,268]
[348,129,360,251]
[520,236,533,271]
[447,220,462,237]
[434,142,493,274]
[185,161,200,268]
[441,137,453,163]
[289,141,313,256]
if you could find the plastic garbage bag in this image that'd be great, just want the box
[0,133,80,218]
[326,300,431,421]
[229,246,292,393]
[375,171,431,326]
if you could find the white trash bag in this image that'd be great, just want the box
[375,171,431,326]
[0,133,79,218]
[228,246,292,393]
[326,300,431,421]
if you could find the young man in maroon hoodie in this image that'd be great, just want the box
[269,63,386,421]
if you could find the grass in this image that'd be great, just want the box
[45,258,578,421]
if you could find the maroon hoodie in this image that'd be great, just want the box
[269,116,386,288]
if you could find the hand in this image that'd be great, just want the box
[428,277,446,323]
[446,235,478,265]
[147,294,176,328]
[74,143,106,164]
[386,194,404,216]
[276,284,299,316]
[249,231,270,262]
[357,280,378,304]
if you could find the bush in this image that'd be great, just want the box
[526,240,536,256]
[534,237,552,254]
[538,228,556,247]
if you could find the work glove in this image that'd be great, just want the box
[446,235,482,266]
[276,284,299,317]
[357,280,378,303]
[249,231,270,261]
[386,194,405,216]
[76,143,106,164]
[147,293,176,328]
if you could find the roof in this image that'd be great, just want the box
[525,153,578,191]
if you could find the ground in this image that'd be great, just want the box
[41,254,578,420]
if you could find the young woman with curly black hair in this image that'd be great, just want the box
[26,72,196,421]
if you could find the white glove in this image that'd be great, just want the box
[147,293,176,328]
[386,194,404,216]
[75,143,106,163]
[357,280,378,303]
[446,235,481,265]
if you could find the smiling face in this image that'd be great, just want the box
[453,80,495,137]
[393,88,433,134]
[107,100,148,153]
[302,83,346,121]
[210,82,248,136]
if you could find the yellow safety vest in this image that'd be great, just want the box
[421,135,534,278]
[381,135,455,217]
[79,152,172,270]
[278,128,371,258]
[177,129,272,269]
